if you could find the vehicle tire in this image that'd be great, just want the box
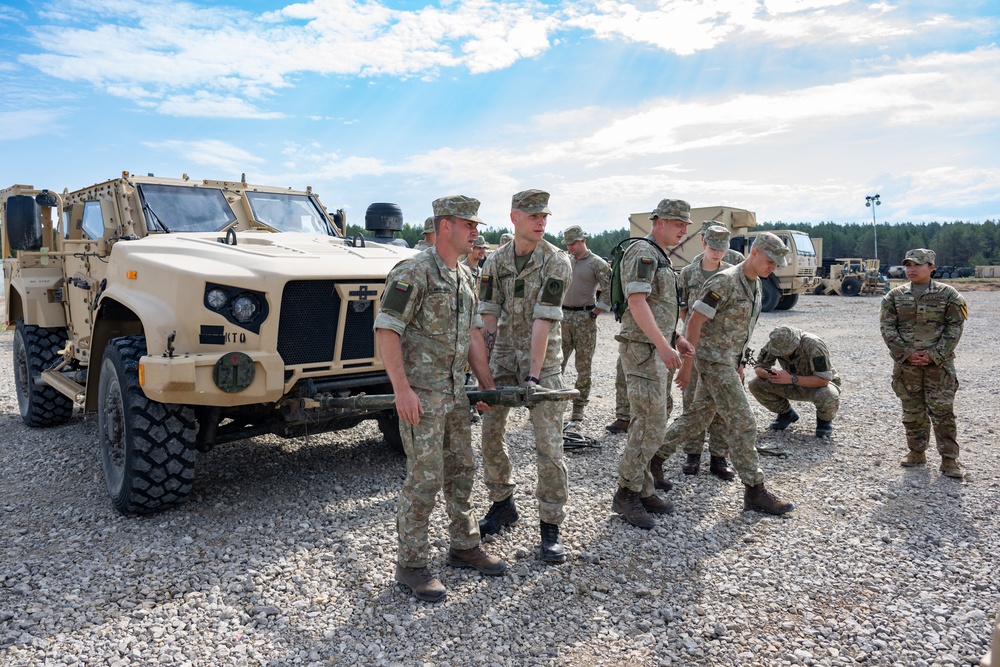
[840,277,861,296]
[13,318,74,427]
[377,410,405,454]
[775,293,799,311]
[812,284,827,296]
[761,280,780,312]
[99,335,197,515]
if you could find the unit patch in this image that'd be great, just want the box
[703,291,722,308]
[813,355,829,373]
[638,257,654,280]
[540,277,565,306]
[479,274,493,301]
[382,280,412,314]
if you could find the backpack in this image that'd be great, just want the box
[609,237,671,322]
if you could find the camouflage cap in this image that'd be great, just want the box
[902,248,935,265]
[703,224,731,251]
[752,232,789,267]
[499,233,514,245]
[431,195,483,224]
[511,189,552,214]
[649,199,692,223]
[472,235,487,248]
[562,225,586,245]
[422,216,435,235]
[768,325,802,357]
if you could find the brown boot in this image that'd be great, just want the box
[606,418,630,434]
[900,451,926,467]
[709,456,736,481]
[640,493,674,515]
[743,483,794,515]
[682,453,701,475]
[612,487,655,529]
[649,455,673,491]
[570,404,585,422]
[939,457,965,479]
[395,566,447,602]
[446,545,507,575]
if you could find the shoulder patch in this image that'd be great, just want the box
[638,257,654,280]
[703,290,721,308]
[479,274,493,301]
[812,355,829,373]
[381,280,412,314]
[540,277,565,306]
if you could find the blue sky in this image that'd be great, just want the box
[1,0,998,235]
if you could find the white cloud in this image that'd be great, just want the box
[143,139,266,173]
[157,93,286,119]
[0,109,63,140]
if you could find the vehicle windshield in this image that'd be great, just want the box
[246,192,335,236]
[790,232,815,256]
[136,184,237,233]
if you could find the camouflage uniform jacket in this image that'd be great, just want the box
[617,235,679,344]
[466,259,483,284]
[756,333,842,386]
[564,250,612,311]
[479,239,572,377]
[690,262,761,367]
[879,280,967,365]
[413,239,432,251]
[374,247,483,401]
[677,259,734,313]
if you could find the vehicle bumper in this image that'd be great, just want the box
[139,352,286,406]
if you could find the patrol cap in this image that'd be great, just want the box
[512,189,552,214]
[768,325,802,357]
[431,195,484,224]
[562,225,586,245]
[472,235,487,248]
[422,217,435,235]
[649,199,692,223]
[752,232,789,267]
[499,233,514,245]
[703,224,731,251]
[902,248,936,266]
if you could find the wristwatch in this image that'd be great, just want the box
[524,375,540,385]
[791,374,799,385]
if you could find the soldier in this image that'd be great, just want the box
[413,217,435,251]
[879,248,967,478]
[466,235,487,281]
[499,232,514,246]
[660,232,796,515]
[669,224,738,481]
[477,189,573,563]
[748,325,841,438]
[690,220,745,266]
[611,199,695,529]
[560,225,611,422]
[375,195,507,603]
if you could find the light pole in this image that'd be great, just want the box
[865,194,881,262]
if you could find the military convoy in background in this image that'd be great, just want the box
[2,172,414,514]
[629,205,819,312]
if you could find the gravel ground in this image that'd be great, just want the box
[1,291,999,667]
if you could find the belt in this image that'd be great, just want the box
[562,304,595,311]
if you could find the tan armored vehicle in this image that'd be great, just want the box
[628,205,818,312]
[813,257,890,296]
[2,172,415,514]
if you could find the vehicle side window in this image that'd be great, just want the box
[82,201,104,239]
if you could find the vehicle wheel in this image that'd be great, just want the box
[775,293,799,311]
[761,280,780,312]
[377,410,405,454]
[13,318,74,427]
[812,284,827,296]
[99,335,197,515]
[840,277,861,296]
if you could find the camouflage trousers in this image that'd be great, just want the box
[890,361,959,458]
[675,365,729,457]
[661,359,764,486]
[480,372,568,525]
[747,377,842,421]
[561,310,598,408]
[614,355,674,422]
[618,341,670,495]
[397,391,480,568]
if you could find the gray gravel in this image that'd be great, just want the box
[2,291,999,666]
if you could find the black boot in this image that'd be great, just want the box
[649,455,673,491]
[478,496,519,536]
[681,453,701,475]
[815,419,833,438]
[539,522,566,564]
[768,408,799,431]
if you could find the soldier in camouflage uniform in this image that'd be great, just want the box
[611,199,695,529]
[669,225,738,481]
[477,189,573,563]
[660,232,795,515]
[879,248,967,478]
[375,195,507,602]
[690,220,745,267]
[749,325,841,438]
[466,235,487,282]
[413,217,435,251]
[560,225,611,422]
[499,232,514,246]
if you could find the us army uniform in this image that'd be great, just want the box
[879,248,967,470]
[560,225,611,420]
[413,216,435,251]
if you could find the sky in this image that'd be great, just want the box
[1,0,998,236]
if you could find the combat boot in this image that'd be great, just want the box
[768,408,799,431]
[900,451,926,467]
[743,483,794,515]
[446,545,507,575]
[815,419,833,438]
[478,496,519,536]
[539,522,566,564]
[612,487,655,529]
[709,456,736,481]
[940,457,965,479]
[570,404,585,422]
[640,493,674,515]
[649,455,673,491]
[395,566,447,603]
[682,453,701,475]
[606,418,630,434]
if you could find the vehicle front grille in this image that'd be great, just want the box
[277,280,381,367]
[342,304,375,360]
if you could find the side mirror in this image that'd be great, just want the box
[5,195,44,251]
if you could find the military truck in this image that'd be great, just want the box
[2,172,415,514]
[628,206,818,312]
[813,257,890,296]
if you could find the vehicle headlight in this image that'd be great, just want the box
[206,288,229,310]
[231,293,261,323]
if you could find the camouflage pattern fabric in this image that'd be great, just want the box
[479,238,572,525]
[689,263,761,367]
[614,356,630,420]
[703,225,731,251]
[880,278,967,456]
[649,198,692,222]
[617,236,678,344]
[749,329,842,421]
[414,239,432,251]
[750,232,789,267]
[562,250,611,408]
[432,194,483,222]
